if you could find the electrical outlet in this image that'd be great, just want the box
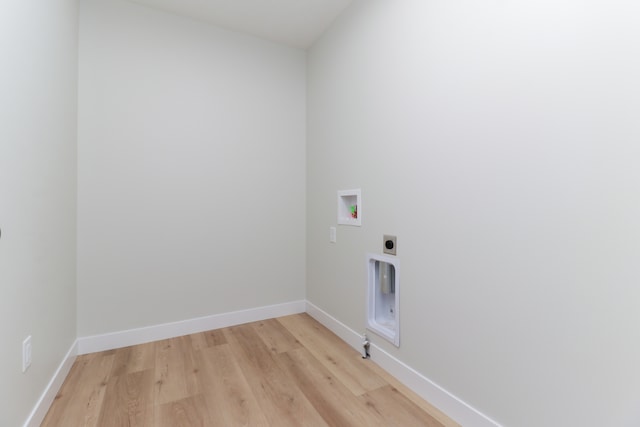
[383,235,397,255]
[22,336,32,373]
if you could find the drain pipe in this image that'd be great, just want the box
[362,334,370,359]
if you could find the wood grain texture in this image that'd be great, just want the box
[154,336,199,405]
[157,395,211,427]
[97,369,155,427]
[197,344,269,426]
[274,347,382,427]
[253,318,302,355]
[41,313,459,426]
[277,314,387,395]
[224,324,328,427]
[360,385,444,427]
[42,351,115,427]
[110,342,156,377]
[363,354,462,427]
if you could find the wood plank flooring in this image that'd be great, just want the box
[42,314,459,427]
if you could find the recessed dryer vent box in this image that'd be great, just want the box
[337,189,361,226]
[367,253,399,347]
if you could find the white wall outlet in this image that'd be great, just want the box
[329,226,337,243]
[22,335,32,373]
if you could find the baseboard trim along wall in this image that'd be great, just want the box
[305,301,503,427]
[23,340,78,427]
[77,300,306,355]
[31,300,499,427]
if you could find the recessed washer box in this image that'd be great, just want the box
[337,189,361,226]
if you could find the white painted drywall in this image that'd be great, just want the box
[307,1,640,426]
[128,0,353,48]
[0,1,78,426]
[77,0,306,336]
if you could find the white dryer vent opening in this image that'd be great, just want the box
[366,253,399,347]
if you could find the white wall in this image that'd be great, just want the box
[307,1,640,426]
[0,1,78,426]
[77,0,306,336]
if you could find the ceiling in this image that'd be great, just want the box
[128,0,354,48]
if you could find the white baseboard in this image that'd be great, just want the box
[77,300,306,355]
[305,301,502,427]
[30,300,499,427]
[23,339,78,427]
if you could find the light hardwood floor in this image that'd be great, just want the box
[42,313,459,426]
